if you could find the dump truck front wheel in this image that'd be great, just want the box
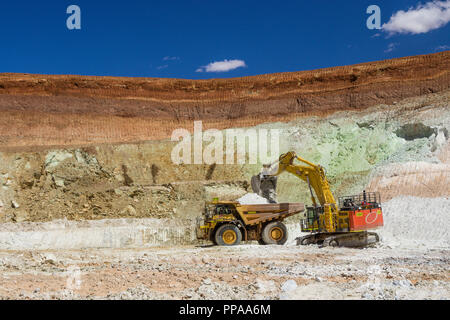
[215,224,242,246]
[261,222,288,245]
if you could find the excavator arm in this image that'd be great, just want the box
[273,151,336,208]
[254,151,338,232]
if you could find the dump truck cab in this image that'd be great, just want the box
[197,201,245,246]
[196,199,304,246]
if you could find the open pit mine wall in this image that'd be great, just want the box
[0,52,448,249]
[0,89,448,226]
[0,51,449,148]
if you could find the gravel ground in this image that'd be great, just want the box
[0,243,448,300]
[0,196,448,300]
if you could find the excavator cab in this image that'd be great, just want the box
[300,206,321,232]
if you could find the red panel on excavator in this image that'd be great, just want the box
[349,208,384,231]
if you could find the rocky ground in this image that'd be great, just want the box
[0,195,448,300]
[0,242,448,300]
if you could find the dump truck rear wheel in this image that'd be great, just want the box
[261,222,288,245]
[215,224,242,246]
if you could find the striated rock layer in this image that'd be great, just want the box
[0,51,449,149]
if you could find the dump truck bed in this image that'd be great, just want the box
[235,202,305,225]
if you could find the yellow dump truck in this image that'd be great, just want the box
[196,200,304,246]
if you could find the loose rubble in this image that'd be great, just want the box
[237,193,269,205]
[0,243,447,300]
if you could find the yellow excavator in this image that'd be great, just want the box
[252,151,383,247]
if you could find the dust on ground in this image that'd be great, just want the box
[0,195,448,300]
[0,243,448,300]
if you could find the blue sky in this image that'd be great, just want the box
[0,0,449,79]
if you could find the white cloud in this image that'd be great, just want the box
[196,59,246,72]
[435,44,450,51]
[383,0,450,35]
[384,43,399,53]
[156,65,168,70]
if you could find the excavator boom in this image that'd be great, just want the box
[275,152,336,208]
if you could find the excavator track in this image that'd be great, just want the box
[297,231,380,248]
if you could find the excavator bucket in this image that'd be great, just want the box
[251,174,278,203]
[251,174,261,195]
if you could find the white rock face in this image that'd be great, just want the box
[236,193,269,205]
[0,218,197,250]
[378,196,450,249]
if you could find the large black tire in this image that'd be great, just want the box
[214,224,242,246]
[261,221,288,245]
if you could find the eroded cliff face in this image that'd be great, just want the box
[0,52,448,227]
[0,51,449,149]
[0,88,448,224]
[0,144,251,223]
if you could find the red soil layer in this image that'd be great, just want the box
[0,51,449,149]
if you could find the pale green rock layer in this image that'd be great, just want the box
[239,96,449,205]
